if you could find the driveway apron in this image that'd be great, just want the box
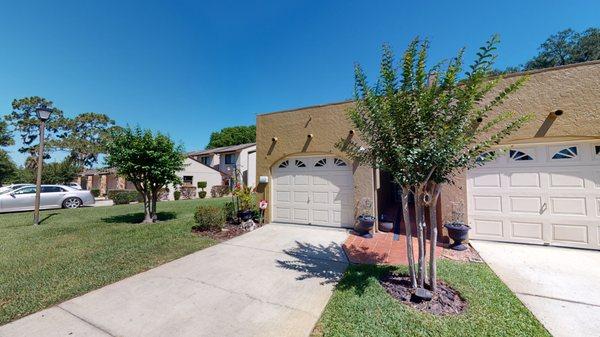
[472,240,600,337]
[0,224,348,337]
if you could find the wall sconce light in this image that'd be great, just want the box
[554,109,564,116]
[349,130,355,135]
[307,134,314,138]
[271,137,278,142]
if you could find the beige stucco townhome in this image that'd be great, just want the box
[188,143,257,188]
[255,60,600,250]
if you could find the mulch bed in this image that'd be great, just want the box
[379,273,467,316]
[192,223,262,242]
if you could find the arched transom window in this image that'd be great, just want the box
[510,150,533,161]
[552,146,578,159]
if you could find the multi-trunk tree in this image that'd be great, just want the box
[338,35,531,295]
[105,127,185,223]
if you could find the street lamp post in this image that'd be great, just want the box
[33,105,53,225]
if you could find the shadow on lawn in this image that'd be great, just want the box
[38,212,60,225]
[102,211,177,224]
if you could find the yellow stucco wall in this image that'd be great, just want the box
[256,61,600,227]
[255,101,375,225]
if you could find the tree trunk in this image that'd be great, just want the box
[401,186,417,289]
[414,188,426,288]
[142,192,153,223]
[428,184,442,292]
[151,188,158,221]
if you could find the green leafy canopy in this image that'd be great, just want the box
[206,125,255,149]
[337,35,532,188]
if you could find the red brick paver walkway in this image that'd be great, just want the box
[343,232,443,265]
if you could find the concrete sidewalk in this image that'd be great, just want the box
[472,240,600,337]
[0,224,348,337]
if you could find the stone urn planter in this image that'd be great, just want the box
[444,221,471,251]
[355,215,375,238]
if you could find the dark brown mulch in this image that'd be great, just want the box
[192,223,261,242]
[379,273,467,316]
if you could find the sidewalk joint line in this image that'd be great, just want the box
[517,292,600,308]
[57,305,116,337]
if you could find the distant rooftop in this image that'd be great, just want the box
[188,143,256,156]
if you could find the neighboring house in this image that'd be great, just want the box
[188,143,257,188]
[255,60,600,251]
[167,157,227,199]
[77,168,135,197]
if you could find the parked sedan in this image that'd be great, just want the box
[0,185,95,213]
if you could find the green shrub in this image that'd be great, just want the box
[224,201,236,221]
[107,189,140,205]
[198,191,207,199]
[174,190,181,200]
[197,181,207,190]
[90,189,101,197]
[193,205,225,231]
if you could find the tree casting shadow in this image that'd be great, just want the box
[102,211,177,224]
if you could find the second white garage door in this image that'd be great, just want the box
[272,156,353,227]
[468,142,600,250]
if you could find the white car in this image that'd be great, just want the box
[0,184,35,194]
[0,185,95,213]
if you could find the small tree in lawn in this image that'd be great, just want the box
[337,35,531,296]
[197,181,207,198]
[106,127,185,223]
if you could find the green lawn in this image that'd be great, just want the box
[0,198,227,325]
[313,260,550,337]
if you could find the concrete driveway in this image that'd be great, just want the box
[472,240,600,337]
[0,224,348,337]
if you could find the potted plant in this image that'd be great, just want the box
[233,183,254,222]
[354,198,375,237]
[444,202,470,250]
[197,181,207,199]
[444,221,470,251]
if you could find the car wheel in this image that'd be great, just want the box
[63,197,82,209]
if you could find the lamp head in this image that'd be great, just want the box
[35,105,53,121]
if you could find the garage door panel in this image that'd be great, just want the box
[272,156,353,227]
[509,196,542,214]
[509,172,541,187]
[511,221,543,240]
[293,208,309,221]
[550,197,587,216]
[472,219,504,237]
[473,195,502,212]
[293,191,309,203]
[552,224,589,244]
[276,191,291,202]
[471,173,502,187]
[468,142,599,250]
[548,171,585,188]
[312,191,329,204]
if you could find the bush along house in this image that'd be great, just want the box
[255,61,600,250]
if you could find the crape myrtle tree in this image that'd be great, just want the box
[106,127,185,223]
[337,35,531,295]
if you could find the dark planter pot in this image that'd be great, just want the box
[378,221,394,232]
[355,215,375,237]
[238,210,253,222]
[444,222,471,251]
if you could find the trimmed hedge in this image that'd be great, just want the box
[193,204,225,231]
[174,190,181,200]
[198,191,207,199]
[107,189,140,205]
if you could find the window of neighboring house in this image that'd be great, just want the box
[200,156,211,166]
[224,153,236,165]
[182,176,193,185]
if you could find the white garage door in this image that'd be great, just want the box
[272,156,353,227]
[468,142,600,250]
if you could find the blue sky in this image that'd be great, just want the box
[1,0,598,166]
